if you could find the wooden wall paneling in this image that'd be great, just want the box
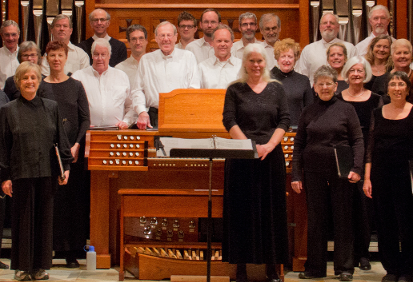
[7,0,19,23]
[299,0,309,48]
[395,0,407,38]
[85,0,96,38]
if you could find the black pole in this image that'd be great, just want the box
[207,157,213,282]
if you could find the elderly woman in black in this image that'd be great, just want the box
[291,65,364,281]
[0,62,72,281]
[363,72,413,282]
[223,43,290,282]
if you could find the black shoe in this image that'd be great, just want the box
[66,259,80,268]
[382,274,399,282]
[399,275,413,282]
[299,272,324,279]
[267,279,282,282]
[0,261,9,269]
[359,257,371,270]
[339,273,353,281]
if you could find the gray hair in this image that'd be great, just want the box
[259,13,281,30]
[319,13,340,26]
[51,14,73,29]
[368,5,390,19]
[91,38,112,55]
[89,8,111,22]
[212,24,234,42]
[313,65,338,85]
[391,39,412,56]
[155,21,177,36]
[239,12,257,25]
[1,20,20,34]
[341,56,372,83]
[126,24,148,41]
[18,41,42,65]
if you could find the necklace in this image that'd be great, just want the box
[348,88,365,98]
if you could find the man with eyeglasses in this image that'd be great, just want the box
[78,8,127,67]
[176,11,197,50]
[72,39,136,129]
[40,14,90,76]
[231,12,260,60]
[259,13,281,70]
[115,25,148,83]
[0,20,20,89]
[186,8,221,63]
[131,21,200,129]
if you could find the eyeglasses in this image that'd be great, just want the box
[92,18,108,23]
[315,82,335,88]
[389,82,407,88]
[93,53,108,59]
[179,25,195,29]
[157,33,175,39]
[130,37,146,43]
[240,22,256,27]
[22,53,38,59]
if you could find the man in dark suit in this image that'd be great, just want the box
[78,8,127,67]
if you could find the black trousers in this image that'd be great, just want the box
[0,196,5,258]
[353,180,371,261]
[148,107,158,129]
[11,177,56,272]
[304,171,354,276]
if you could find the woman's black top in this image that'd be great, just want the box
[222,81,290,144]
[271,67,313,126]
[0,95,73,181]
[364,73,390,104]
[292,96,364,181]
[336,80,349,94]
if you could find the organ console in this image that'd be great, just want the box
[85,89,298,280]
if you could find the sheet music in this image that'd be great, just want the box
[214,137,254,150]
[157,137,214,157]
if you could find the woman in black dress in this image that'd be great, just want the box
[0,61,72,280]
[363,72,413,282]
[222,43,290,282]
[338,55,383,271]
[271,38,313,126]
[291,65,364,281]
[38,40,90,268]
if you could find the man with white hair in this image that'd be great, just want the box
[296,13,357,85]
[355,5,393,56]
[41,14,89,76]
[199,24,242,89]
[231,12,260,60]
[72,39,136,129]
[259,13,281,70]
[131,21,200,129]
[0,20,20,89]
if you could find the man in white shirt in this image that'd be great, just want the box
[296,13,357,85]
[355,5,393,57]
[186,9,220,63]
[0,20,19,89]
[131,21,200,129]
[176,11,197,50]
[72,39,135,129]
[199,24,241,89]
[115,25,148,83]
[231,12,260,60]
[78,9,127,67]
[259,13,281,70]
[41,14,90,76]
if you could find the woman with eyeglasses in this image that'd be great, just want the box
[292,65,364,281]
[390,40,413,102]
[363,72,413,282]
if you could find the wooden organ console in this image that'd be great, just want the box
[85,89,300,281]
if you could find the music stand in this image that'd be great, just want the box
[170,146,257,282]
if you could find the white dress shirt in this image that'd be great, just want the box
[185,37,214,64]
[72,66,137,127]
[176,40,184,50]
[130,48,200,115]
[41,42,90,76]
[295,38,357,85]
[198,55,242,89]
[115,56,139,85]
[231,38,260,60]
[355,33,395,57]
[260,41,277,70]
[0,47,19,89]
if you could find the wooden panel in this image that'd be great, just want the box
[396,0,408,38]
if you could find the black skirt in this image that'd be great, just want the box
[222,145,288,264]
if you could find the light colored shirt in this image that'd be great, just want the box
[131,48,200,115]
[231,38,260,60]
[72,66,137,127]
[185,37,214,64]
[355,33,395,57]
[176,40,184,50]
[41,42,90,76]
[198,55,242,89]
[0,47,19,89]
[260,41,277,70]
[115,56,139,85]
[93,34,111,41]
[295,38,357,85]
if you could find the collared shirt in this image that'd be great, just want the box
[130,48,200,115]
[231,38,260,60]
[72,66,137,127]
[93,34,111,41]
[176,40,184,50]
[198,55,242,89]
[0,47,19,89]
[41,42,90,76]
[115,56,139,85]
[260,40,277,70]
[185,37,214,64]
[355,33,395,57]
[295,38,357,85]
